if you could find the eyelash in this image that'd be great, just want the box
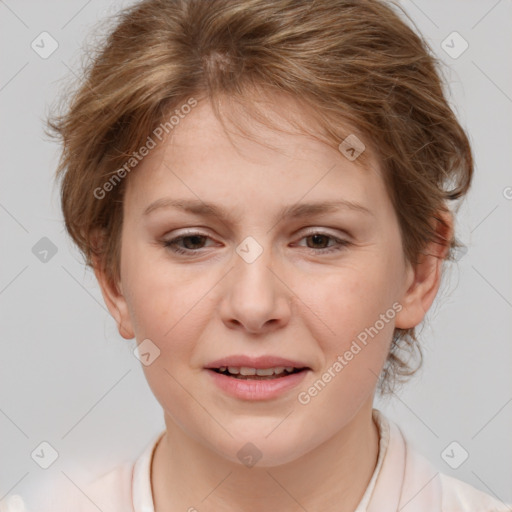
[161,230,351,255]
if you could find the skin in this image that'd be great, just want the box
[94,95,451,512]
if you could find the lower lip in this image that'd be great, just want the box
[205,369,309,400]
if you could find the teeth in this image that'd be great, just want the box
[239,367,256,376]
[219,366,298,376]
[256,368,280,376]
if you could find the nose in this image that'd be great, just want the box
[219,239,292,335]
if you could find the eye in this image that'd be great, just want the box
[161,232,213,255]
[295,230,351,254]
[161,230,351,256]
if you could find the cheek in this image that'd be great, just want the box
[293,268,398,414]
[289,248,404,402]
[295,258,402,340]
[120,239,177,340]
[121,240,217,365]
[121,249,204,412]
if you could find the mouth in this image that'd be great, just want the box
[209,366,308,380]
[203,355,311,399]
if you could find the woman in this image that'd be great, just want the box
[26,0,510,510]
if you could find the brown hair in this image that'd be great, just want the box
[45,0,473,394]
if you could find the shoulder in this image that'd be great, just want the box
[24,461,135,512]
[372,411,510,512]
[400,431,510,511]
[438,473,511,512]
[85,460,135,511]
[27,430,163,512]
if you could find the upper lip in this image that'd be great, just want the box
[204,355,310,370]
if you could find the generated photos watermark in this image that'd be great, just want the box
[297,301,403,405]
[93,97,198,200]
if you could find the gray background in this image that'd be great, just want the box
[1,0,511,509]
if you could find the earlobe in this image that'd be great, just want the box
[395,210,453,330]
[92,254,135,340]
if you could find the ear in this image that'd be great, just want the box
[91,233,135,340]
[395,210,453,330]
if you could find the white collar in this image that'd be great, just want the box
[132,429,164,512]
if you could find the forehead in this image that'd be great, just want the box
[123,97,388,220]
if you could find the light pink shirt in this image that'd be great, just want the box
[21,410,511,511]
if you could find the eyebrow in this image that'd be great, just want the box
[143,197,373,222]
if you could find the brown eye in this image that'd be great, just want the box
[306,234,331,249]
[297,231,351,254]
[162,232,212,254]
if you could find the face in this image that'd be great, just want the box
[98,96,435,467]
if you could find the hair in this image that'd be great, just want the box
[45,0,473,395]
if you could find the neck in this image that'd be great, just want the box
[151,402,380,512]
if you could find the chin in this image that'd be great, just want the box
[212,431,314,469]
